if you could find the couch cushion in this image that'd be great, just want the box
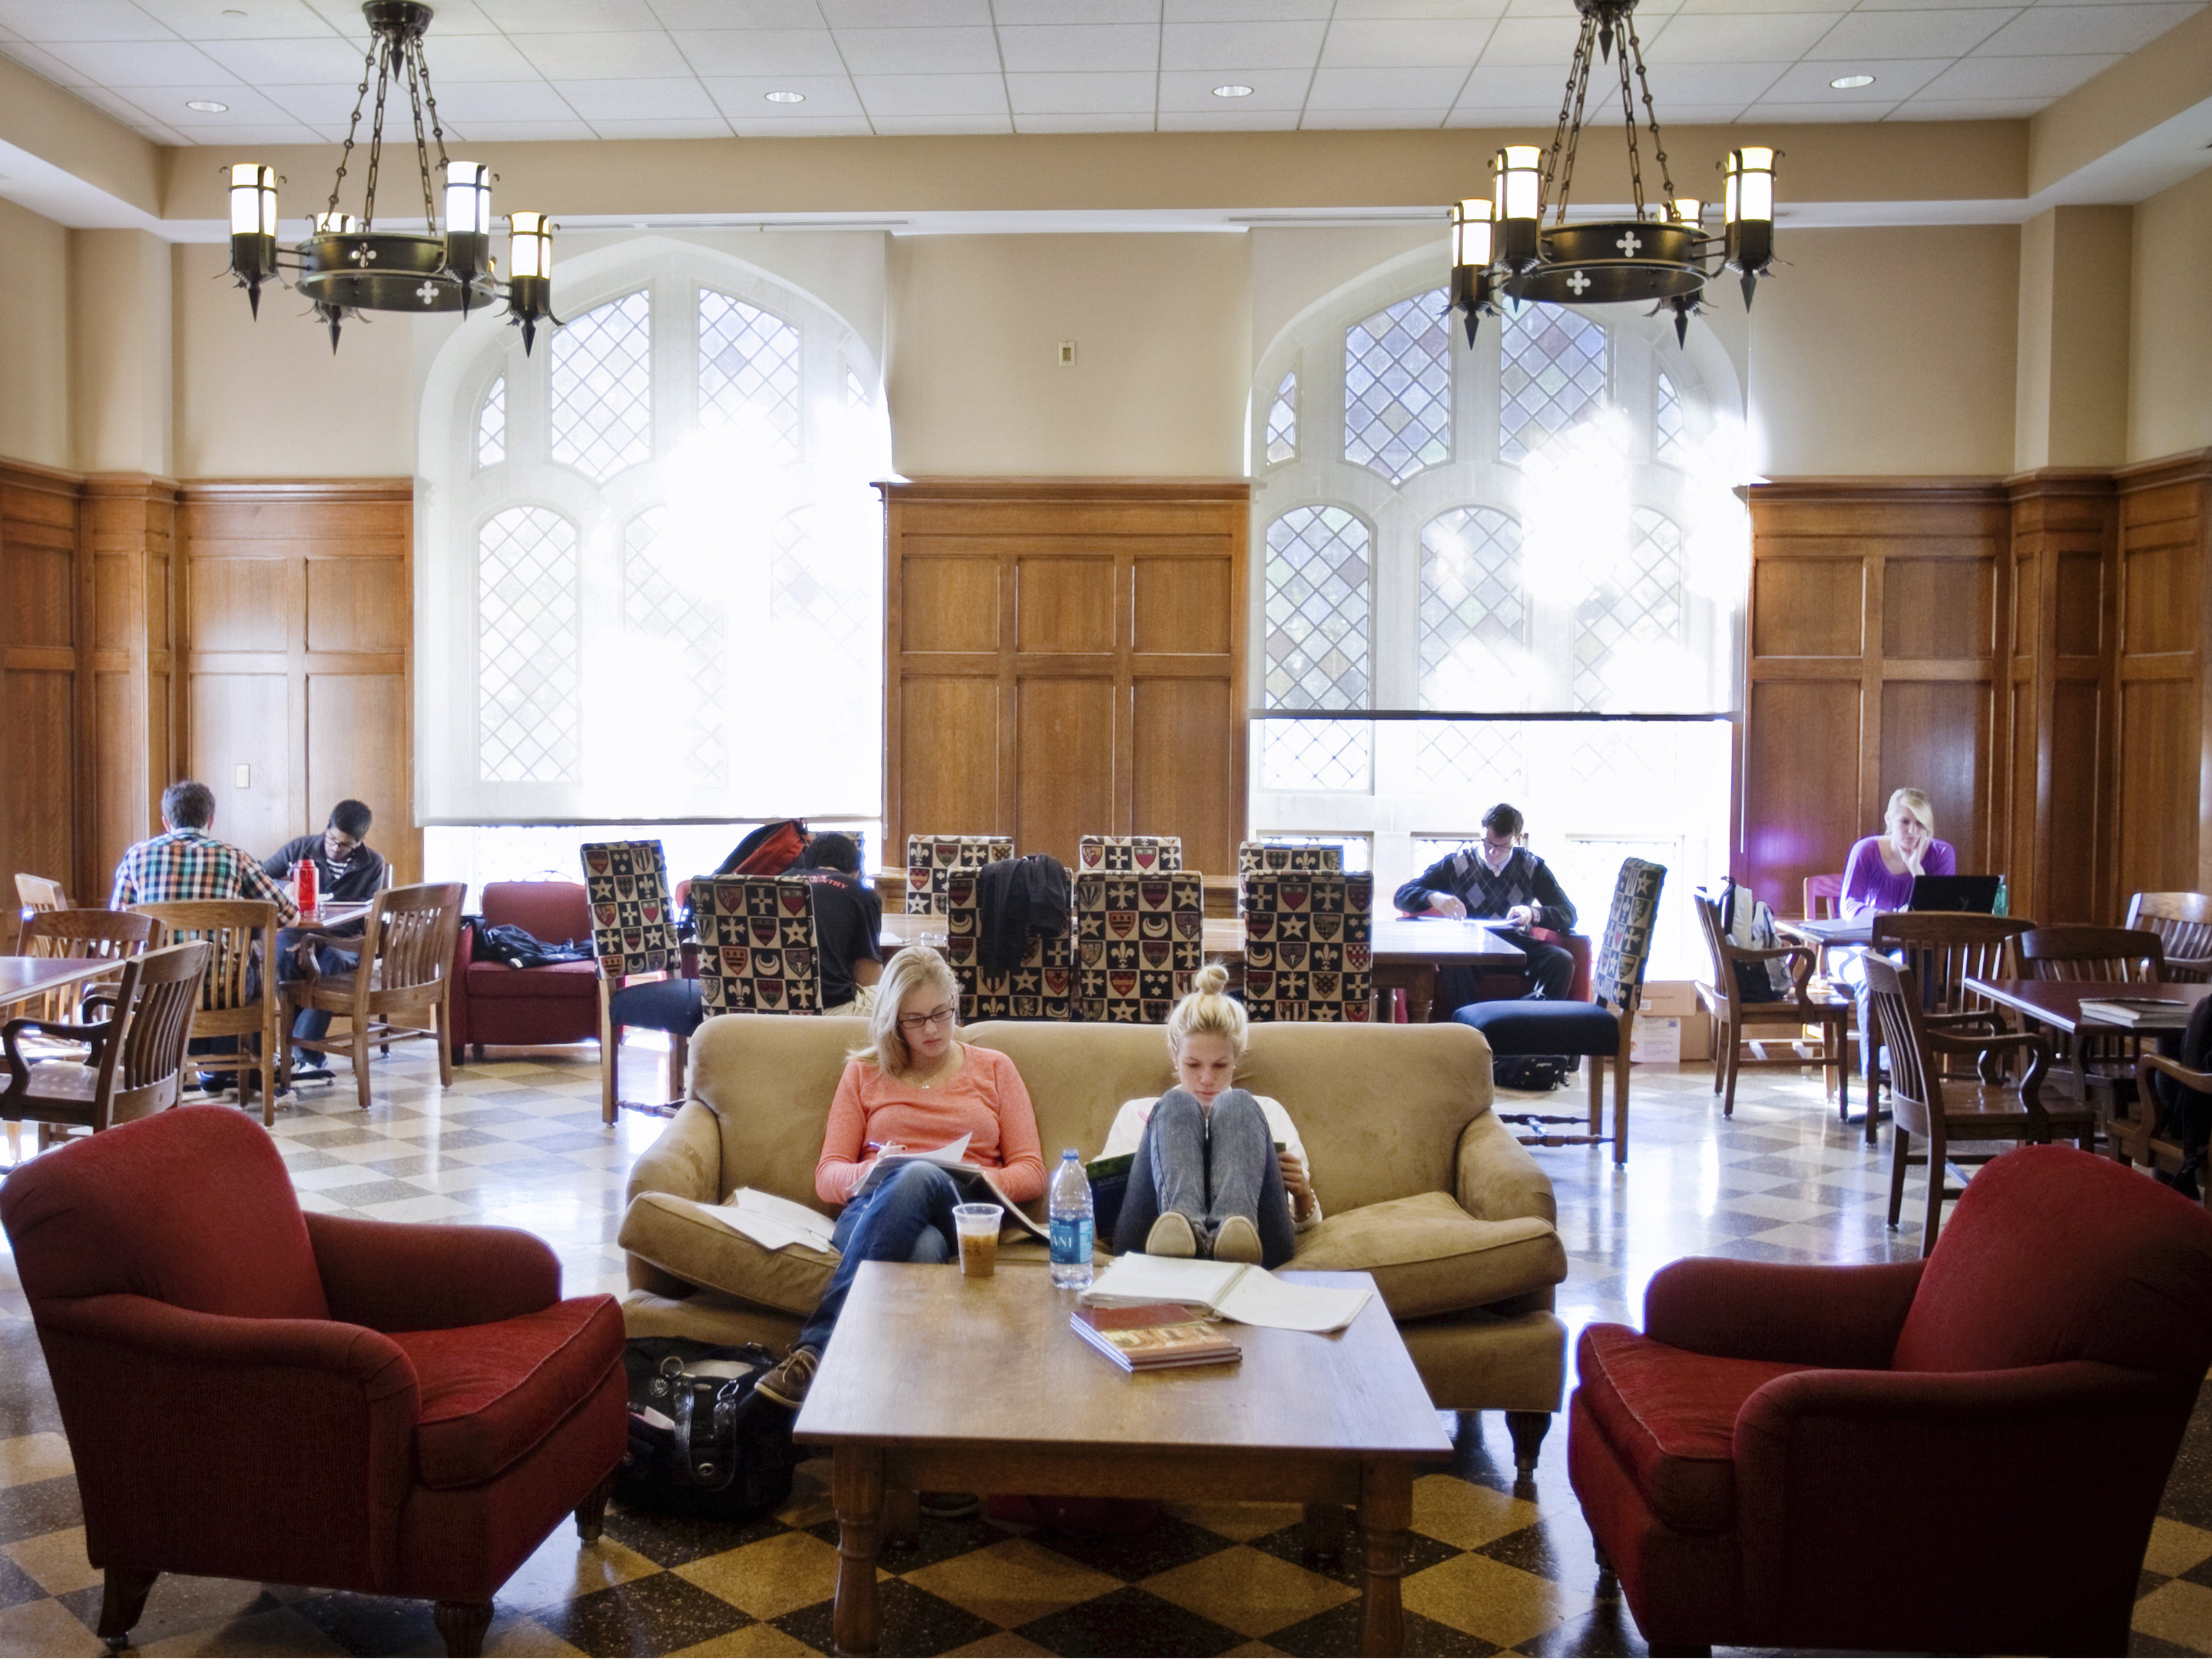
[391,1295,625,1490]
[1289,1192,1565,1320]
[466,959,601,1002]
[619,1192,839,1316]
[1576,1322,1812,1532]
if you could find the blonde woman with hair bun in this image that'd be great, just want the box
[1094,962,1320,1268]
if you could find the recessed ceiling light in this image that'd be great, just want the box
[764,90,806,104]
[187,99,229,112]
[1829,74,1876,90]
[1213,84,1253,98]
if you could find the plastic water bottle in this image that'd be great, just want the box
[1993,875,2008,916]
[1048,1149,1094,1290]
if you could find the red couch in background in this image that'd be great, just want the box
[448,880,601,1061]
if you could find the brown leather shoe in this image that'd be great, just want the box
[756,1344,820,1410]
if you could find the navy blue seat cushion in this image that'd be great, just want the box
[1455,999,1619,1056]
[608,975,704,1035]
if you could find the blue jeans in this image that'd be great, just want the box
[1112,1088,1296,1269]
[797,1161,960,1355]
[276,930,359,1053]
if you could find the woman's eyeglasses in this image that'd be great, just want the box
[898,1005,958,1032]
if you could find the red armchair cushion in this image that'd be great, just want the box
[482,881,593,944]
[391,1296,625,1490]
[1576,1322,1813,1532]
[465,959,601,1002]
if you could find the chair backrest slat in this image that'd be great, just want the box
[1862,952,1935,1110]
[131,901,276,1013]
[1804,872,1846,920]
[2125,892,2212,983]
[1869,912,2031,1016]
[100,941,211,1126]
[371,883,465,992]
[2019,926,2165,985]
[904,835,1012,916]
[14,873,69,913]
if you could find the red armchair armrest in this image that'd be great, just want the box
[447,921,476,1051]
[306,1211,561,1331]
[1644,1256,1925,1369]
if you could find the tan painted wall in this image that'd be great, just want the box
[1747,224,2020,477]
[2016,206,2133,472]
[887,233,1250,477]
[0,197,71,472]
[2128,166,2212,464]
[71,229,171,476]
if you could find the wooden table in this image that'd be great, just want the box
[794,1261,1450,1657]
[1964,978,2212,1097]
[0,957,125,1012]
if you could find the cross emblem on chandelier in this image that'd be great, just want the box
[1617,231,1642,256]
[348,243,377,266]
[416,281,440,305]
[1566,270,1591,295]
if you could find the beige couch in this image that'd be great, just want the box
[620,1014,1570,1465]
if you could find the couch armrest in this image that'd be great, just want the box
[1455,1108,1558,1227]
[626,1100,726,1296]
[1644,1256,1924,1368]
[306,1211,561,1331]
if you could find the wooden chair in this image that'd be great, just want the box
[0,941,211,1142]
[2124,892,2212,982]
[1802,872,1846,919]
[903,834,1012,916]
[9,910,157,1157]
[2112,1051,2212,1200]
[132,900,286,1124]
[14,873,68,913]
[286,884,465,1113]
[2019,925,2167,1100]
[1859,912,2032,1144]
[581,842,694,1124]
[693,876,823,1015]
[1692,889,1851,1122]
[1863,952,2091,1253]
[1240,870,1373,1022]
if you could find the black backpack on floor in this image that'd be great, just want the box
[617,1339,798,1522]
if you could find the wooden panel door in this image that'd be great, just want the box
[0,462,82,927]
[2112,454,2212,905]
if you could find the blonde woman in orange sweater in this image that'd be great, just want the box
[756,945,1045,1408]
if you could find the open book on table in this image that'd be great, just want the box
[1078,1253,1369,1333]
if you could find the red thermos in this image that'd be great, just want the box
[295,857,318,916]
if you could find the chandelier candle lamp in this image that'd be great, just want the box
[1450,0,1777,347]
[226,1,559,353]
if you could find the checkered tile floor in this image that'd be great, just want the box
[0,1046,2206,1657]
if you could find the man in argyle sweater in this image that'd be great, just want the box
[1392,802,1578,1012]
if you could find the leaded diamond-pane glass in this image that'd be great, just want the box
[1263,505,1370,710]
[1419,507,1524,710]
[1266,371,1297,465]
[476,376,505,469]
[846,363,869,408]
[478,507,579,783]
[771,508,873,658]
[551,291,652,482]
[624,508,727,786]
[1262,720,1372,793]
[1344,290,1450,484]
[1501,303,1607,462]
[1655,371,1686,465]
[700,290,800,463]
[1575,507,1684,710]
[1416,719,1528,796]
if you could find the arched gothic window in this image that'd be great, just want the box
[1265,372,1298,465]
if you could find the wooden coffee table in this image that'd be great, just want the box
[793,1261,1450,1657]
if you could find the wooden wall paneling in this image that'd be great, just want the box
[80,475,181,906]
[0,462,81,932]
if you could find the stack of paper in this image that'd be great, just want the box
[704,1189,839,1253]
[1080,1254,1369,1333]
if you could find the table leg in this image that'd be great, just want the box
[831,1446,882,1656]
[1301,1502,1348,1565]
[1356,1461,1412,1658]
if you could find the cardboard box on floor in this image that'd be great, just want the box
[1635,983,1711,1063]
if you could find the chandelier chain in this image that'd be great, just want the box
[415,38,452,176]
[402,41,436,229]
[1614,29,1645,217]
[361,35,394,230]
[324,37,380,224]
[1548,18,1598,226]
[1625,13,1679,208]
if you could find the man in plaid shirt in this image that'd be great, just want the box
[111,780,300,925]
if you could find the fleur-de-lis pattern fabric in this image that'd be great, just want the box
[945,872,1074,1022]
[904,834,1013,916]
[1242,871,1375,1023]
[581,839,679,981]
[694,876,822,1015]
[1075,870,1204,1023]
[1075,835,1184,874]
[1592,857,1667,1008]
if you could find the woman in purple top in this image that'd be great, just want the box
[1840,787,1955,918]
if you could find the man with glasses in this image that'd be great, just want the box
[1393,801,1578,1012]
[263,800,387,1084]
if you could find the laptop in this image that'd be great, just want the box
[1907,874,2002,914]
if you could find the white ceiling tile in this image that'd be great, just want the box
[1971,2,2197,54]
[470,0,666,28]
[195,35,375,81]
[0,2,172,40]
[1806,8,2018,57]
[1012,111,1158,131]
[723,114,876,133]
[434,118,598,138]
[139,83,297,122]
[560,77,720,118]
[1647,12,1845,59]
[1920,50,2121,94]
[1006,71,1160,111]
[868,111,1012,131]
[409,34,541,77]
[515,31,694,78]
[130,0,343,38]
[1161,21,1326,68]
[1739,97,1902,120]
[819,0,991,24]
[1620,101,1750,121]
[1442,103,1568,124]
[413,79,578,121]
[701,75,865,116]
[1883,97,2041,118]
[1639,59,1793,100]
[1452,61,1570,103]
[995,0,1159,21]
[852,71,1007,114]
[1330,0,1510,15]
[1158,68,1313,108]
[1757,56,1951,98]
[1321,18,1499,64]
[149,120,324,143]
[35,37,237,84]
[997,25,1161,73]
[651,0,828,22]
[1301,105,1452,126]
[258,82,385,122]
[1157,106,1302,127]
[0,41,101,86]
[1669,0,1853,12]
[1164,0,1329,17]
[1477,16,1584,61]
[61,78,169,124]
[584,118,736,137]
[1306,65,1477,105]
[300,0,502,30]
[835,26,1001,75]
[671,28,846,77]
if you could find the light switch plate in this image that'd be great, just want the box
[234,763,250,788]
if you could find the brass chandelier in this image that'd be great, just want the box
[1450,0,1777,346]
[226,1,558,354]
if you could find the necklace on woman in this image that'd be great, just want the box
[907,1044,960,1089]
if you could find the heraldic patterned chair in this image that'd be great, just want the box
[904,835,1012,916]
[582,840,699,1124]
[1077,834,1184,875]
[1456,858,1667,1166]
[694,876,823,1015]
[1237,840,1344,876]
[945,869,1073,1022]
[1242,871,1375,1022]
[1075,869,1204,1022]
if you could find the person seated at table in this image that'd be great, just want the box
[1101,962,1318,1267]
[793,833,884,1018]
[1392,803,1578,1010]
[1839,786,1955,918]
[756,946,1045,1409]
[263,800,386,1084]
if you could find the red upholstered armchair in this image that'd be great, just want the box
[1568,1145,2212,1657]
[448,880,601,1061]
[0,1107,626,1657]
